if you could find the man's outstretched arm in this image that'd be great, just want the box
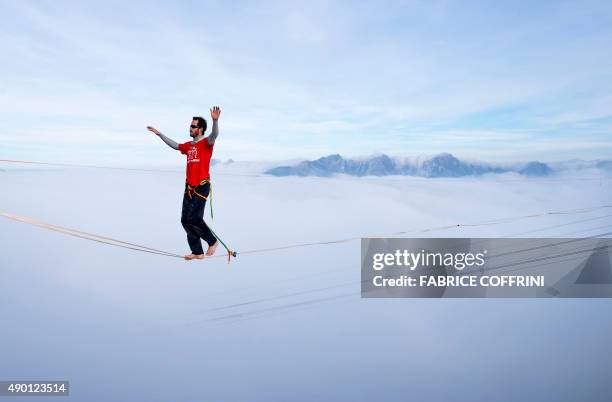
[208,106,221,145]
[147,126,179,150]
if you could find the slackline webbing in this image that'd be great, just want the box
[2,205,612,260]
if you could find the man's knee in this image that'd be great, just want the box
[182,217,203,227]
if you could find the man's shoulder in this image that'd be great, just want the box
[196,137,214,148]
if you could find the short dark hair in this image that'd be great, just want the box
[192,116,207,132]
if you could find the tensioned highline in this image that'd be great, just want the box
[2,206,611,261]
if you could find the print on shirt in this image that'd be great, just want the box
[187,146,200,163]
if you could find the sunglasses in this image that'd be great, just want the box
[190,125,200,129]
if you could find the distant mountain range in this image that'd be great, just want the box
[264,153,581,178]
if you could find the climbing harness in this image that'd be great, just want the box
[185,180,213,219]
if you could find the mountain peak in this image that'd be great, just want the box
[264,153,552,178]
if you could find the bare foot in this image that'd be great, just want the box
[185,253,206,260]
[206,241,219,256]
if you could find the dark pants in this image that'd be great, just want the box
[181,182,217,255]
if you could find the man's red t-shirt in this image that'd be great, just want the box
[178,138,214,186]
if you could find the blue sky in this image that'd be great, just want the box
[1,0,611,164]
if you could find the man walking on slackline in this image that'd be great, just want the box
[147,106,221,260]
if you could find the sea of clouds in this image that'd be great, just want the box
[1,163,611,401]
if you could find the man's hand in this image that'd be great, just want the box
[210,106,221,121]
[147,126,161,136]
